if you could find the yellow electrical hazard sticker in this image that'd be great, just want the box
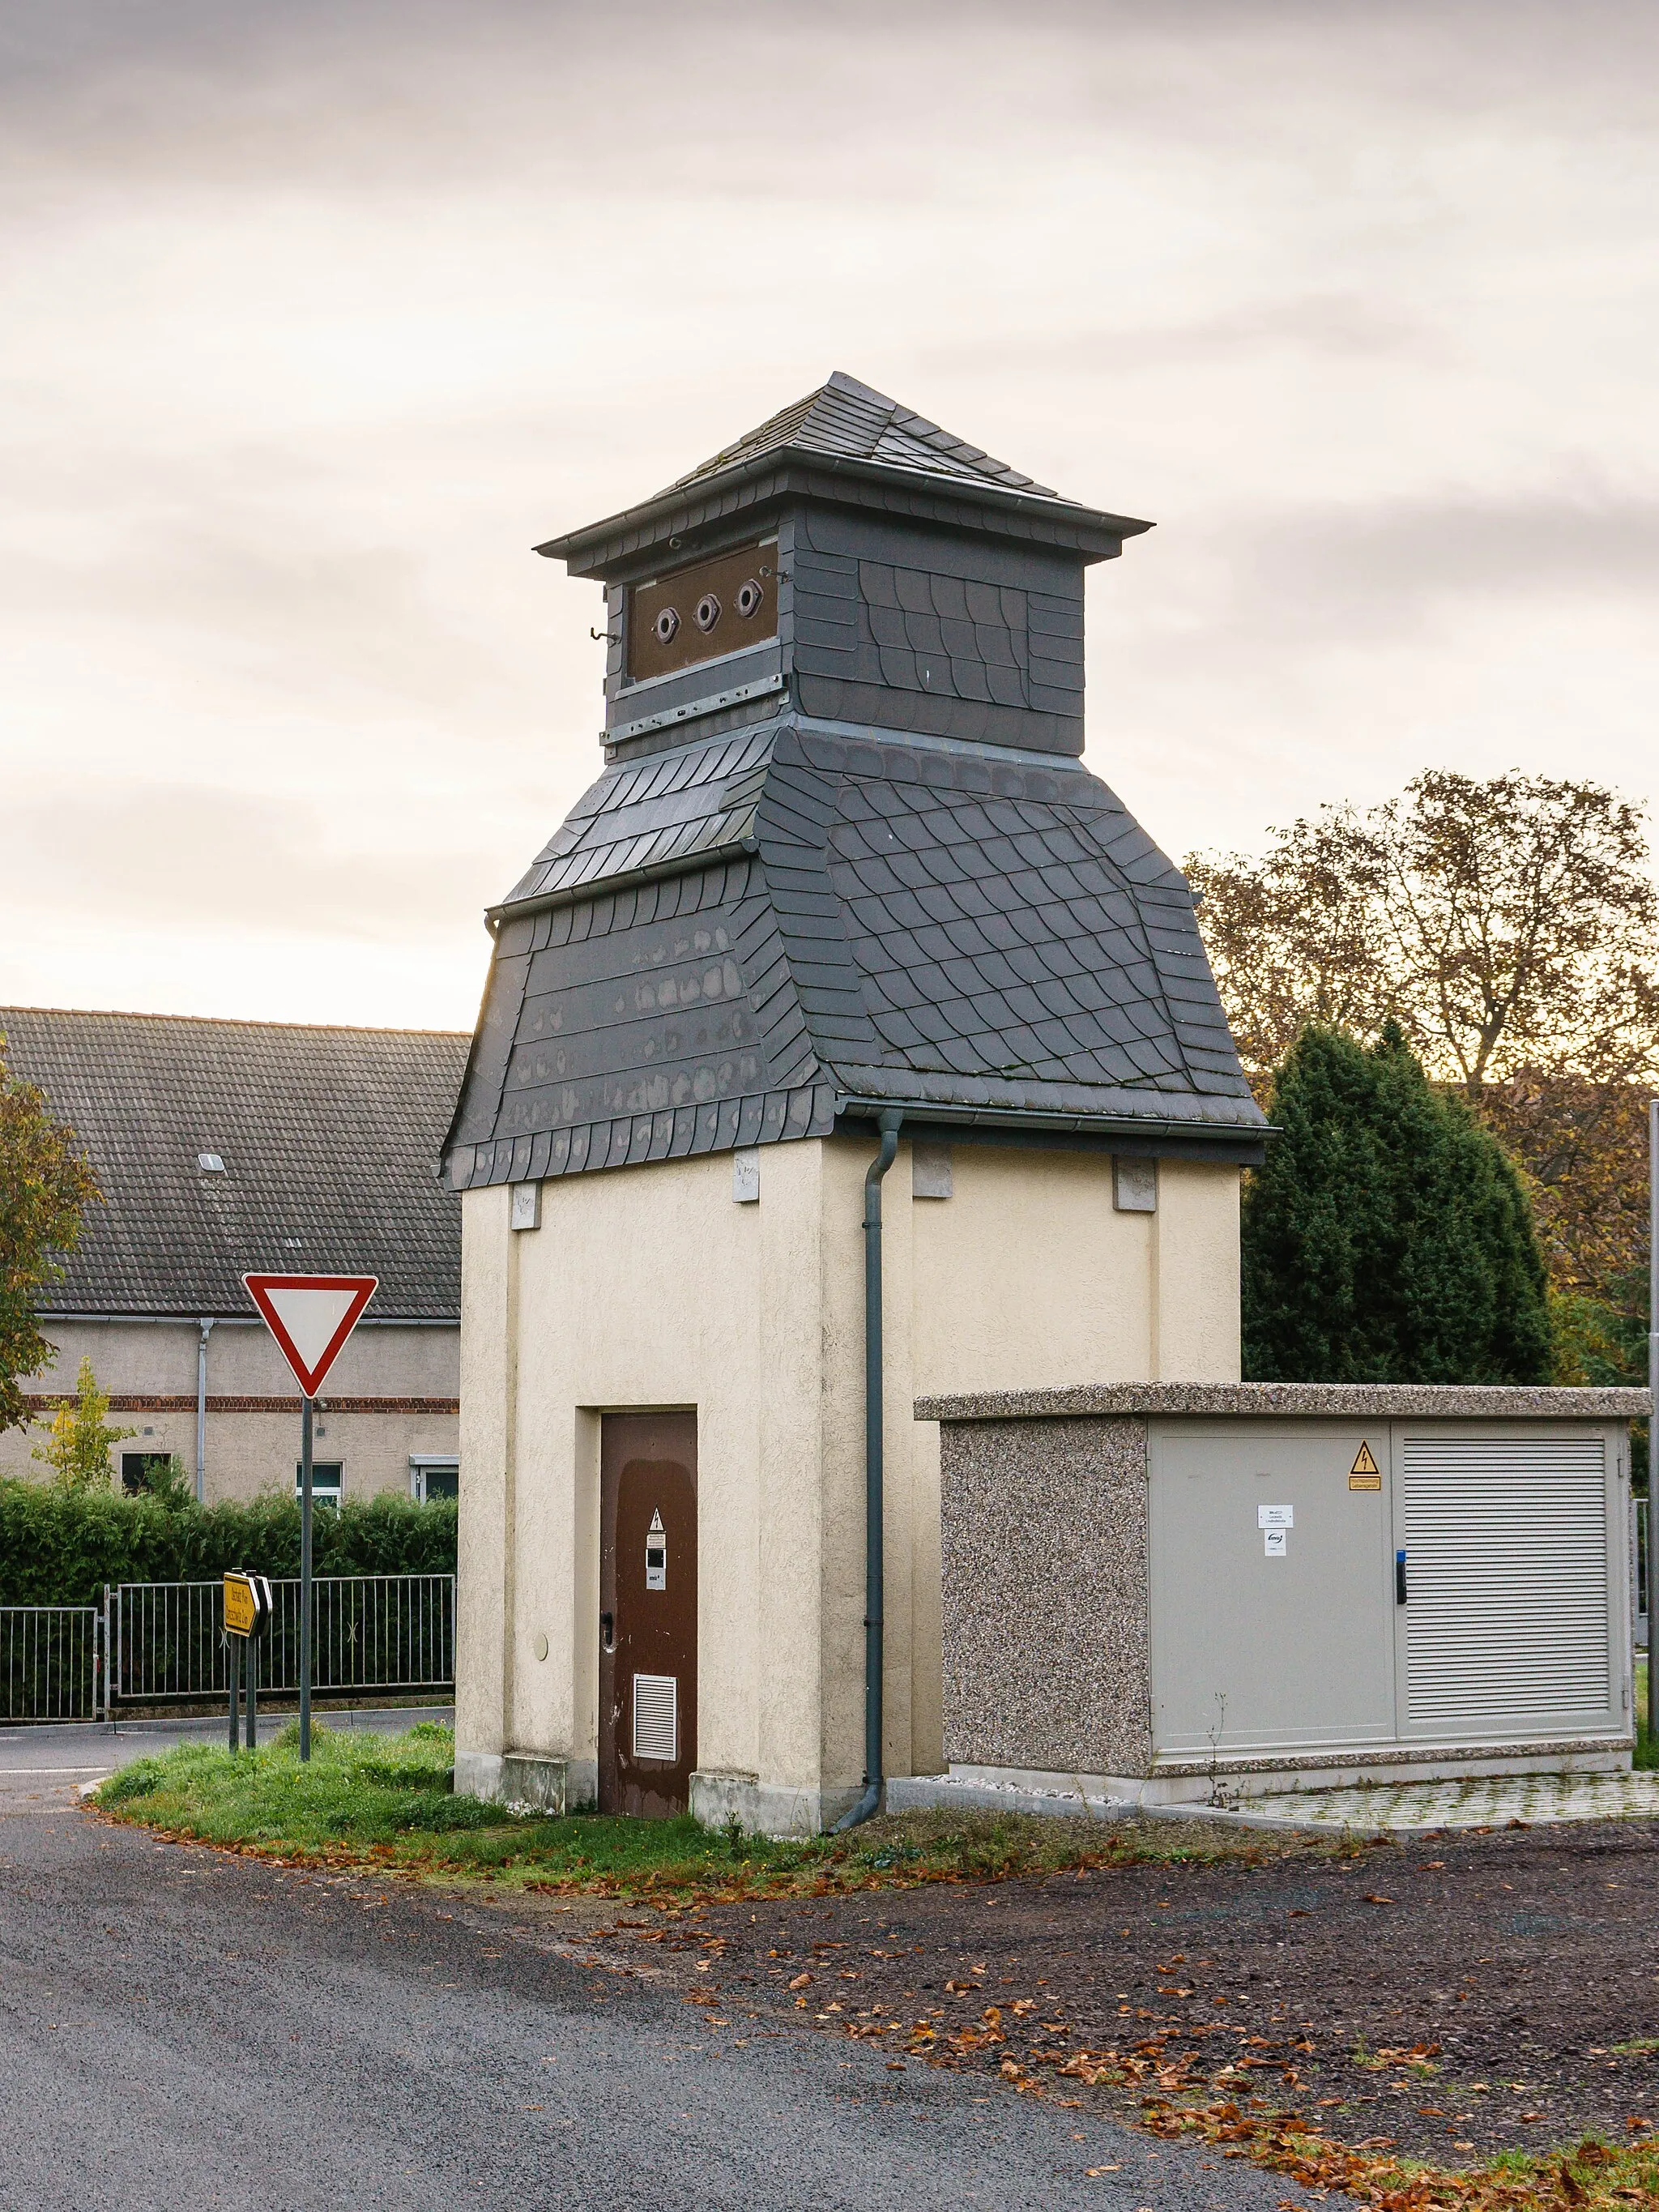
[1349,1441,1382,1490]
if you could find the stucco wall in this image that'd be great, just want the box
[17,1317,458,1399]
[455,1133,1241,1821]
[457,1143,849,1817]
[4,1317,458,1502]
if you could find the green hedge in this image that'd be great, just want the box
[0,1480,458,1607]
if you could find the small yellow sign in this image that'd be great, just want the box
[1349,1440,1382,1490]
[224,1574,258,1638]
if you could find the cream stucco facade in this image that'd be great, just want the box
[5,1317,458,1503]
[454,1133,1239,1831]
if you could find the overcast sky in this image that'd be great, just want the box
[4,0,1657,1031]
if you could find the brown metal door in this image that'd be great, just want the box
[599,1411,697,1817]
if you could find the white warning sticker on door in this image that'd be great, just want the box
[1257,1503,1294,1529]
[1264,1528,1288,1557]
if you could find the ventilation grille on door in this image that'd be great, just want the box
[632,1672,678,1763]
[1401,1437,1612,1732]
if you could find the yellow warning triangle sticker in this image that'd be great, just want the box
[1350,1441,1380,1478]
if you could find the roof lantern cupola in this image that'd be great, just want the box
[442,374,1265,1193]
[537,369,1150,764]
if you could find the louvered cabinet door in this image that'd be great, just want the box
[1397,1432,1622,1740]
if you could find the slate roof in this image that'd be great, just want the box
[669,371,1061,502]
[443,719,1266,1190]
[1,1010,467,1318]
[538,373,1149,574]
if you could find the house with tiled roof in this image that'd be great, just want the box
[446,374,1267,1831]
[1,1009,467,1505]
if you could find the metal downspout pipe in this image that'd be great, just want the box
[194,1318,215,1504]
[835,1108,903,1834]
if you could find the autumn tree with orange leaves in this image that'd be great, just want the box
[1188,771,1658,1370]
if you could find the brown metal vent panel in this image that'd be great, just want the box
[627,542,777,684]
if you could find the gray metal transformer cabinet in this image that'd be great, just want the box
[906,1382,1649,1813]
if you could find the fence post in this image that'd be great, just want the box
[102,1585,114,1730]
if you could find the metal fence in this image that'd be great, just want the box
[0,1606,103,1721]
[111,1574,455,1706]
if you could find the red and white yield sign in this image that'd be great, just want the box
[242,1273,378,1398]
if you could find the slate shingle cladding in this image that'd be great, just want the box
[665,371,1060,502]
[1,1009,467,1317]
[784,510,1085,754]
[443,723,1265,1191]
[446,375,1266,1189]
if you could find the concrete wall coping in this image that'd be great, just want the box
[915,1381,1652,1422]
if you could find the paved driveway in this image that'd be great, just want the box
[0,1750,1314,2211]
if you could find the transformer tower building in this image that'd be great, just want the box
[443,373,1266,1830]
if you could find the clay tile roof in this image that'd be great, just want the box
[1,1008,467,1319]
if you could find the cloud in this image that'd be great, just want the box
[0,786,507,944]
[1222,496,1659,632]
[2,0,1657,1023]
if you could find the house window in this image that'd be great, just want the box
[409,1456,459,1505]
[122,1451,177,1494]
[295,1462,343,1506]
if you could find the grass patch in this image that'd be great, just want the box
[1635,1659,1657,1770]
[96,1723,1328,1899]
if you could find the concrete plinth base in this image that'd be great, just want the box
[454,1749,597,1814]
[454,1749,503,1803]
[690,1769,864,1838]
[891,1744,1634,1821]
[886,1769,1133,1820]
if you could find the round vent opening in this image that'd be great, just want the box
[736,579,764,619]
[653,607,680,645]
[693,592,722,633]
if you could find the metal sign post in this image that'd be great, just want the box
[300,1394,314,1761]
[241,1273,378,1761]
[1649,1100,1657,1746]
[223,1572,271,1750]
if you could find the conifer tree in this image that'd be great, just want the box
[1242,1024,1554,1385]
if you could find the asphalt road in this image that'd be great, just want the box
[0,1749,1318,2211]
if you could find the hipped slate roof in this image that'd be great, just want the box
[443,720,1265,1190]
[539,373,1149,573]
[669,371,1061,502]
[2,1009,467,1319]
